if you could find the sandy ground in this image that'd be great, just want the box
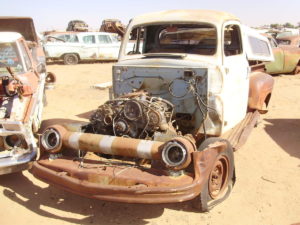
[0,63,300,225]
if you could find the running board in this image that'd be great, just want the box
[221,111,260,151]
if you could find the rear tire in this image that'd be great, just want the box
[293,65,300,75]
[193,137,235,212]
[63,53,79,65]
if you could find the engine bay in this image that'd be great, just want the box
[83,93,180,142]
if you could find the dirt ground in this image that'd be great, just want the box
[0,63,299,225]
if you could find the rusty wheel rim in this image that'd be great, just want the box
[208,155,229,199]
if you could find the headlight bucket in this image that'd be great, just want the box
[161,137,196,171]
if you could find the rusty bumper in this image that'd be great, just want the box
[30,148,222,204]
[0,161,32,175]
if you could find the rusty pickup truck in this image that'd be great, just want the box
[0,17,49,175]
[31,10,274,212]
[266,35,300,74]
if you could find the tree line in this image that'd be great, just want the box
[270,22,300,29]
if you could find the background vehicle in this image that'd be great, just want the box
[99,19,126,37]
[44,32,123,65]
[265,35,300,74]
[0,17,48,175]
[276,35,300,47]
[66,20,88,32]
[32,10,274,212]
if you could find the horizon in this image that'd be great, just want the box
[0,0,299,32]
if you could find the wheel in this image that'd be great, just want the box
[293,65,300,75]
[193,137,236,212]
[46,72,56,83]
[63,53,79,65]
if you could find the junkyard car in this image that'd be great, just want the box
[276,35,300,47]
[31,10,274,211]
[66,20,88,32]
[0,17,48,175]
[99,19,126,37]
[265,35,300,74]
[44,32,123,65]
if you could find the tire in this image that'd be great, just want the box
[293,65,300,75]
[63,53,79,65]
[193,137,236,212]
[46,72,56,83]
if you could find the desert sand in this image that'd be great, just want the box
[0,62,299,225]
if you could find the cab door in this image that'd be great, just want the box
[79,35,99,59]
[265,38,284,73]
[222,22,249,131]
[97,34,120,60]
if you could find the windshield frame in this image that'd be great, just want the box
[121,22,218,59]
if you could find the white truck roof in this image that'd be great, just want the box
[130,10,239,27]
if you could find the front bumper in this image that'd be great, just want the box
[0,121,37,175]
[0,161,32,175]
[31,149,221,204]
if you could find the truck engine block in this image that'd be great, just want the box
[83,94,177,140]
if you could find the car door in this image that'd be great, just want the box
[265,38,284,73]
[79,35,99,59]
[222,21,249,131]
[97,34,120,60]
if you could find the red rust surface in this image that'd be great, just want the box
[31,142,227,203]
[248,72,274,111]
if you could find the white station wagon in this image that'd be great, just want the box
[44,32,123,64]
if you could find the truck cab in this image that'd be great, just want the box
[114,10,274,138]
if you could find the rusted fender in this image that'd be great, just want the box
[248,72,274,113]
[31,141,227,204]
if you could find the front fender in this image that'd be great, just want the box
[248,72,274,112]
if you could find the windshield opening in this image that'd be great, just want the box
[0,42,24,75]
[126,23,217,56]
[276,39,291,45]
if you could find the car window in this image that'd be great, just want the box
[83,35,95,44]
[98,35,112,44]
[277,39,290,45]
[19,41,32,71]
[56,35,66,40]
[65,34,79,43]
[126,24,217,56]
[0,42,24,75]
[248,36,270,56]
[110,35,119,43]
[224,24,243,56]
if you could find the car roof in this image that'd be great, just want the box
[0,32,22,43]
[129,10,239,27]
